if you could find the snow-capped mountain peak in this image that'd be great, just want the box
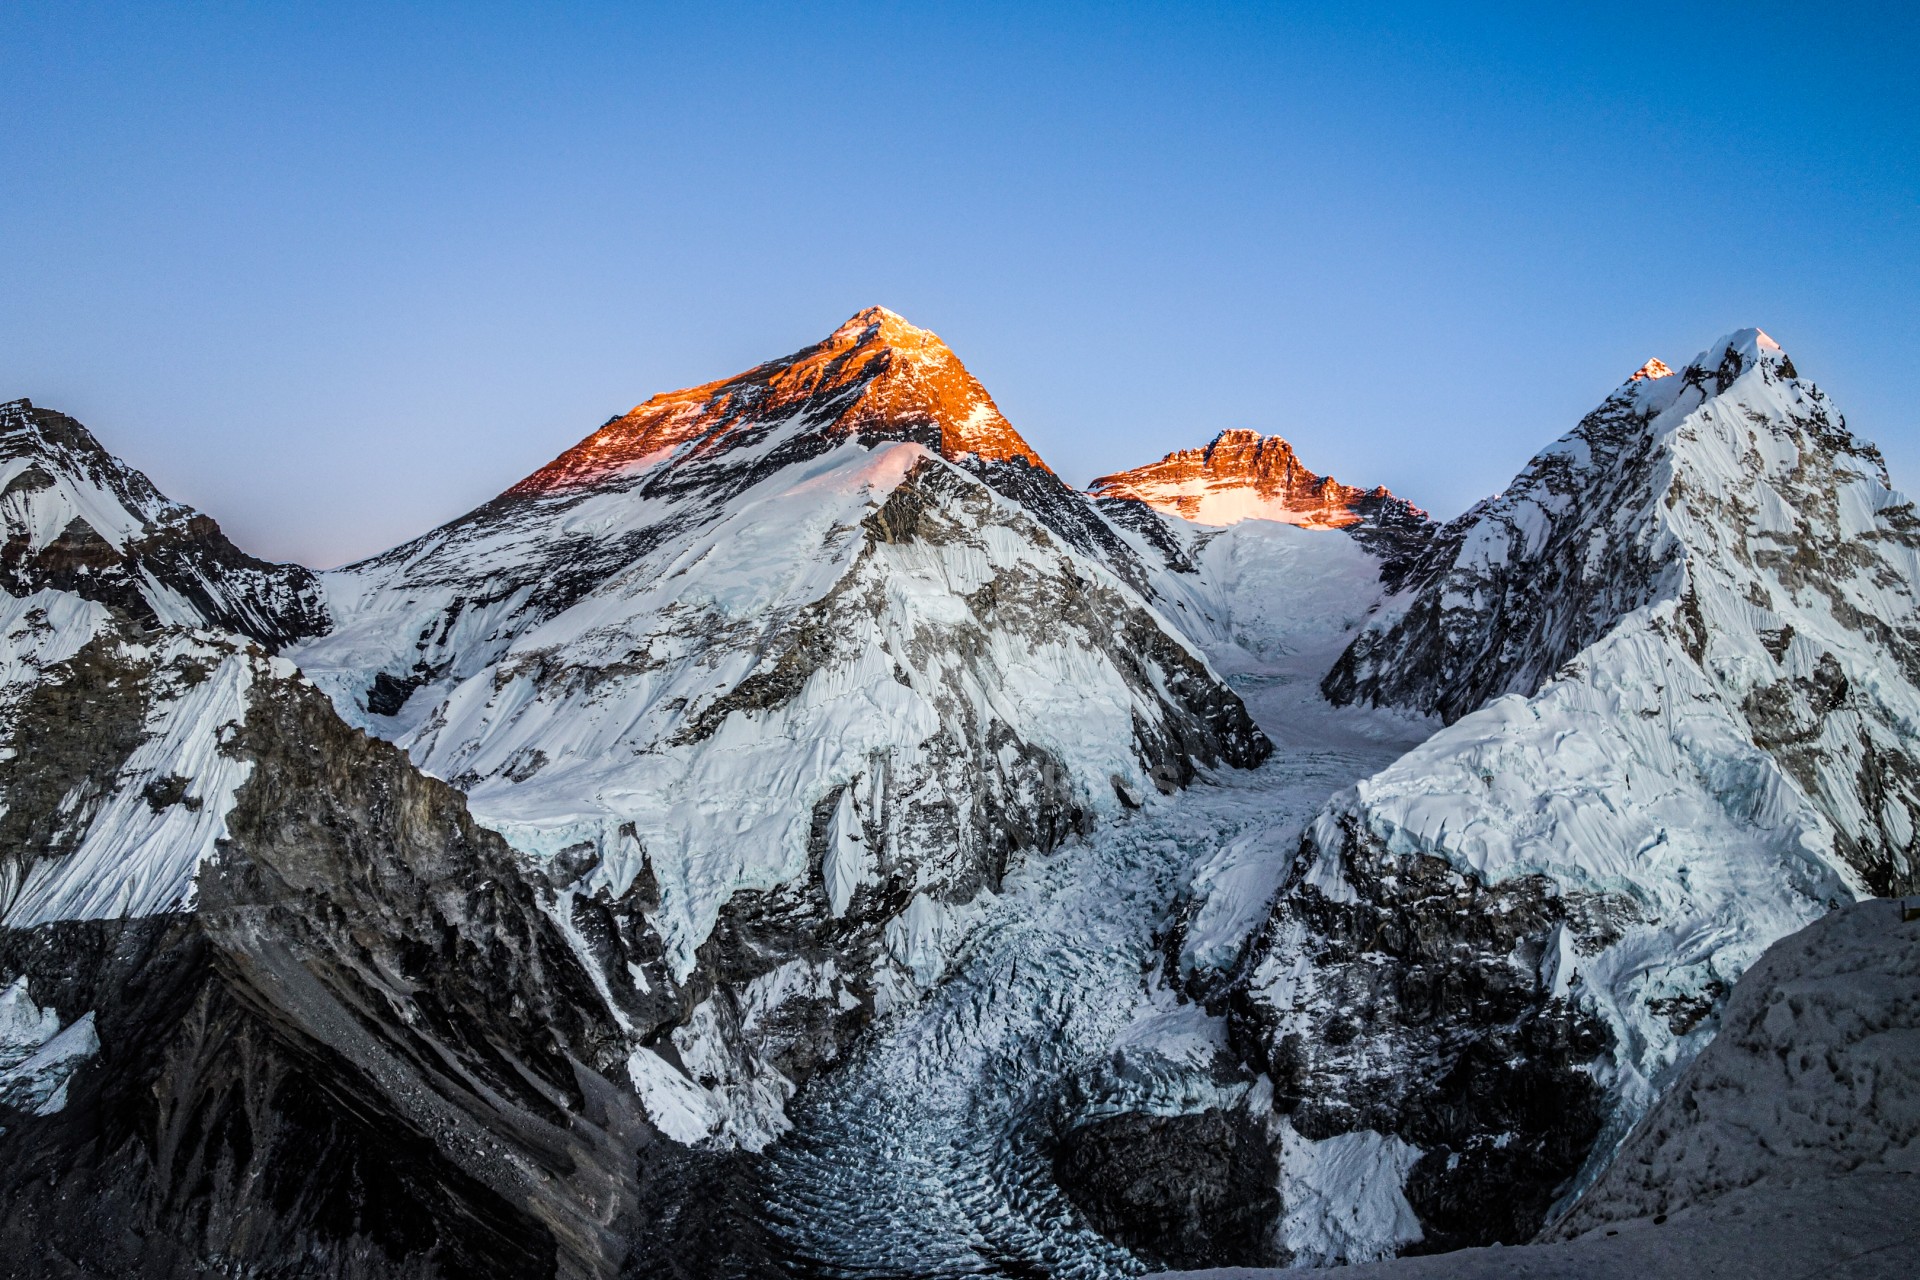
[1631,357,1675,381]
[0,398,325,648]
[509,306,1045,497]
[1089,428,1419,531]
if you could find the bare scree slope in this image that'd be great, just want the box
[0,313,1912,1278]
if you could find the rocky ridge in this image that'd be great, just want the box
[0,398,326,649]
[0,414,659,1277]
[1090,429,1433,584]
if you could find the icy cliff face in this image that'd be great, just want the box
[292,309,1270,1154]
[1224,329,1920,1257]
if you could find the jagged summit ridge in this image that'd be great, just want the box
[510,306,1045,496]
[1089,427,1418,531]
[0,398,325,649]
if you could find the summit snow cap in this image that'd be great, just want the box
[509,306,1047,495]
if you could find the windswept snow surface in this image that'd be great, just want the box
[757,519,1431,1276]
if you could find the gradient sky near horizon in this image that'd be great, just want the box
[5,2,1916,567]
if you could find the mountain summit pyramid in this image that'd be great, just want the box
[511,307,1046,497]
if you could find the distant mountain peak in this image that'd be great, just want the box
[1089,427,1420,532]
[1631,357,1675,381]
[509,307,1046,496]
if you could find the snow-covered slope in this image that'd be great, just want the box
[0,402,327,927]
[1324,332,1920,897]
[292,308,1270,1152]
[1219,330,1920,1260]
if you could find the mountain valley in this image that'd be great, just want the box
[0,311,1913,1278]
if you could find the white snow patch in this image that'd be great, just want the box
[1275,1120,1425,1265]
[0,976,99,1117]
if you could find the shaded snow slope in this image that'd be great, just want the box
[1219,330,1920,1259]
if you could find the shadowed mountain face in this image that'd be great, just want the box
[0,398,327,650]
[2,319,1914,1278]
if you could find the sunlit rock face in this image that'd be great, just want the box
[1090,429,1434,586]
[512,306,1046,498]
[1090,428,1411,530]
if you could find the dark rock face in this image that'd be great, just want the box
[0,669,651,1279]
[1053,1109,1280,1271]
[1219,818,1616,1252]
[1321,386,1672,724]
[0,918,563,1280]
[0,635,153,916]
[0,400,328,649]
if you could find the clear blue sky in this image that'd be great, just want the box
[5,2,1916,567]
